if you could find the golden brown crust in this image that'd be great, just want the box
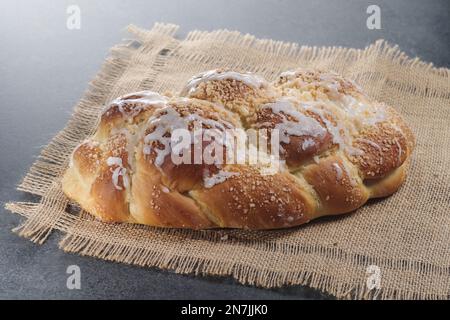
[62,68,415,230]
[302,156,369,215]
[190,165,315,229]
[364,161,408,198]
[250,99,334,168]
[130,150,214,228]
[350,122,407,179]
[182,69,276,124]
[70,141,102,177]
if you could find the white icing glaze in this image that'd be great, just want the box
[337,95,386,129]
[106,156,123,167]
[260,98,327,144]
[332,162,343,180]
[106,156,129,190]
[279,70,298,79]
[301,138,316,151]
[280,69,344,99]
[182,69,268,95]
[203,169,239,188]
[395,139,403,165]
[117,90,167,103]
[143,103,234,167]
[279,70,386,148]
[280,70,386,141]
[356,138,382,152]
[102,91,168,118]
[300,102,350,150]
[319,73,344,99]
[300,102,364,156]
[97,71,390,193]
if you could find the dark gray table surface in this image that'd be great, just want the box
[1,0,449,300]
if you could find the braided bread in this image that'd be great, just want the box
[62,68,415,229]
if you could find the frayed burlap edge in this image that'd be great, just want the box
[5,23,450,300]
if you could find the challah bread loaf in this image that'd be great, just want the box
[62,68,415,229]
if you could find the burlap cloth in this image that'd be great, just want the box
[6,23,450,299]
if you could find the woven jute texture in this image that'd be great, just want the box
[6,23,450,299]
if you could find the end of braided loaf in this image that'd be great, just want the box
[62,68,415,229]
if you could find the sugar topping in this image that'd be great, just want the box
[69,140,99,168]
[279,69,362,95]
[143,104,234,167]
[301,138,316,151]
[106,156,129,190]
[300,102,364,156]
[332,162,343,180]
[102,91,168,118]
[260,98,327,144]
[182,69,268,95]
[203,169,240,188]
[337,95,386,129]
[341,160,358,186]
[356,138,382,151]
[278,69,386,137]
